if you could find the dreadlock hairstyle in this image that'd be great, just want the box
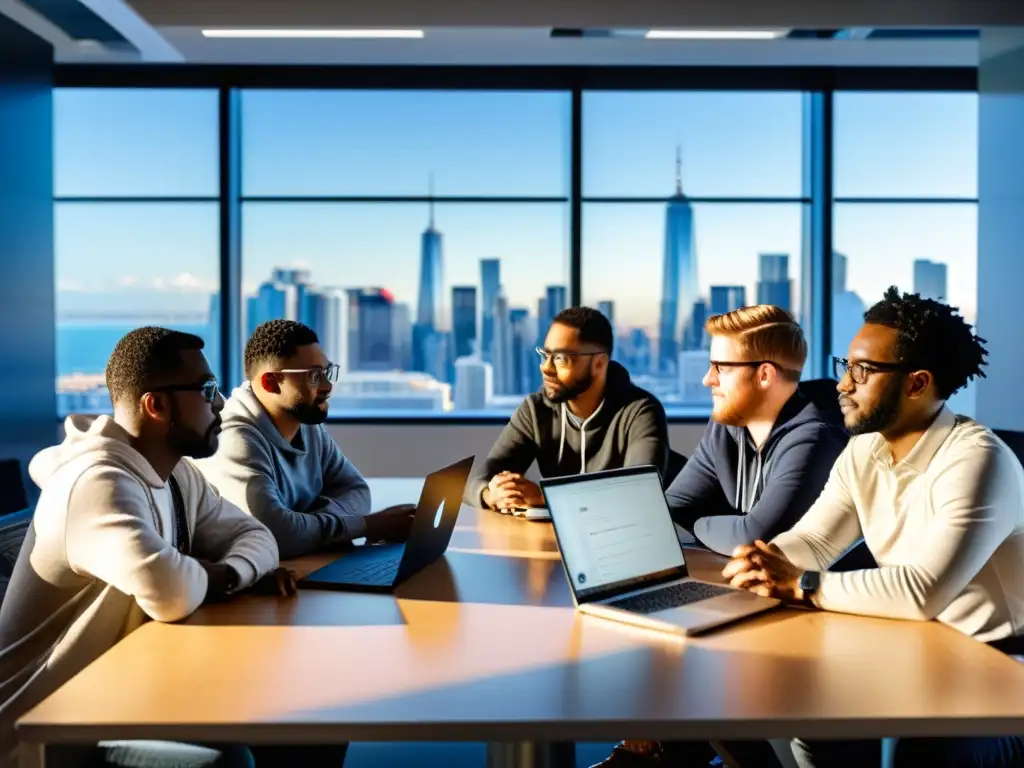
[863,286,988,400]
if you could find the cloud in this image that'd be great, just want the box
[150,273,215,293]
[57,279,86,292]
[116,276,139,288]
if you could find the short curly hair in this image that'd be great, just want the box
[244,319,320,379]
[863,286,988,400]
[105,326,206,405]
[551,306,614,354]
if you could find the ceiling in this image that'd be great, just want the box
[3,0,1021,66]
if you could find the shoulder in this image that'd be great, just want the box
[943,418,1016,467]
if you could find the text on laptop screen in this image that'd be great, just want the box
[544,471,684,598]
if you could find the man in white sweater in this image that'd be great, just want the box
[0,327,287,767]
[724,287,1024,767]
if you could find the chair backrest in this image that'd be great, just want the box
[0,459,28,518]
[663,449,688,488]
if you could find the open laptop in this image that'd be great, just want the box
[299,456,474,593]
[540,465,780,636]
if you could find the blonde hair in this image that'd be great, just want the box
[705,305,807,381]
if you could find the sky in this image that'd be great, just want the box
[53,87,979,331]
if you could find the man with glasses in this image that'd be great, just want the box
[466,306,669,512]
[594,305,847,768]
[198,320,416,562]
[0,327,284,768]
[724,287,1024,767]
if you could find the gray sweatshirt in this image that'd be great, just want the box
[0,415,279,767]
[196,384,372,559]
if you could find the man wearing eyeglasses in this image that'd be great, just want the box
[0,327,285,768]
[198,320,416,562]
[724,287,1024,767]
[466,306,669,512]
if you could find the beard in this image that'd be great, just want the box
[844,377,903,436]
[545,370,594,405]
[287,395,330,425]
[711,379,765,427]
[168,409,221,460]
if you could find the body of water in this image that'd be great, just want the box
[58,323,211,377]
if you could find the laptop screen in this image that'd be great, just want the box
[543,467,686,602]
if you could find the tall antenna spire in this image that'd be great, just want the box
[675,145,682,196]
[428,172,435,229]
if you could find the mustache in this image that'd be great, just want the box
[838,396,855,408]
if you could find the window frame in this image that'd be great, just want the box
[53,65,977,423]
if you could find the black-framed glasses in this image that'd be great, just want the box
[276,364,341,387]
[535,347,605,370]
[709,359,801,378]
[151,379,220,404]
[832,356,911,385]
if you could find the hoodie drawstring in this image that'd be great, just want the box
[557,401,605,475]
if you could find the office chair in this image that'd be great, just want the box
[993,429,1024,467]
[663,449,688,488]
[0,459,31,608]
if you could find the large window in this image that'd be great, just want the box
[54,89,221,417]
[831,92,978,415]
[239,90,570,415]
[582,92,809,414]
[51,82,979,420]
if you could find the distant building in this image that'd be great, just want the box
[480,259,501,363]
[756,253,792,312]
[710,285,747,316]
[914,259,948,302]
[454,356,493,411]
[451,286,477,359]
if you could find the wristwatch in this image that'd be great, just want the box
[798,570,821,607]
[224,565,241,594]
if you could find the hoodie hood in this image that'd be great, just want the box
[30,415,165,490]
[221,382,307,455]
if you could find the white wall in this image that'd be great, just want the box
[326,422,707,477]
[976,28,1024,430]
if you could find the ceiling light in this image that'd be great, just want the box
[201,29,425,39]
[645,29,783,40]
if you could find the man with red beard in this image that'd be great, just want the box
[590,305,848,768]
[197,320,416,562]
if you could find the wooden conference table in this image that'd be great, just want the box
[17,478,1024,768]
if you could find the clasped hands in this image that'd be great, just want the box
[721,540,808,604]
[487,471,545,512]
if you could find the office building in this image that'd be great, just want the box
[451,286,477,359]
[509,307,535,395]
[346,288,395,372]
[308,288,349,375]
[491,290,513,396]
[391,302,413,371]
[683,298,710,352]
[679,349,712,405]
[545,285,567,323]
[757,253,792,312]
[454,356,493,411]
[480,258,501,363]
[710,285,747,316]
[206,293,220,376]
[658,148,699,375]
[914,259,948,302]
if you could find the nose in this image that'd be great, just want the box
[836,374,854,394]
[213,390,225,412]
[539,356,555,376]
[703,367,717,388]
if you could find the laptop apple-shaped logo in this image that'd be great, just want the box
[433,500,445,528]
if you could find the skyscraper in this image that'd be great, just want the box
[391,302,412,371]
[658,147,698,375]
[833,251,849,295]
[246,280,295,338]
[509,308,534,395]
[480,258,501,363]
[831,252,866,361]
[756,253,792,312]
[683,298,710,351]
[346,288,394,372]
[491,290,513,396]
[914,259,948,302]
[310,288,349,375]
[416,183,445,330]
[451,286,477,359]
[206,293,220,377]
[597,300,615,325]
[454,357,493,411]
[545,285,567,323]
[710,285,747,316]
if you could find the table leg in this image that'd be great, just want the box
[487,741,575,768]
[18,742,45,768]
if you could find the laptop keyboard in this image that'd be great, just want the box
[347,559,400,583]
[607,581,732,615]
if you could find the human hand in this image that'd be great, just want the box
[721,540,806,603]
[248,567,298,597]
[199,560,240,603]
[364,504,417,543]
[486,473,544,511]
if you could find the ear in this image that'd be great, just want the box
[259,372,281,394]
[906,369,932,399]
[757,363,775,389]
[139,392,169,423]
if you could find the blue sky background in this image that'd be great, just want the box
[53,87,979,331]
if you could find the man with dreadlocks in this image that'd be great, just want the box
[722,287,1024,767]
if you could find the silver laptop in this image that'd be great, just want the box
[540,465,780,636]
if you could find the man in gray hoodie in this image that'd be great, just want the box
[467,306,669,511]
[197,320,416,560]
[0,327,284,768]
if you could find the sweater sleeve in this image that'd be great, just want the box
[64,466,209,623]
[318,427,372,539]
[622,398,670,479]
[692,424,847,555]
[665,423,730,531]
[800,441,1021,622]
[465,399,539,507]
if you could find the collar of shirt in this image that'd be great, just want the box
[868,405,958,474]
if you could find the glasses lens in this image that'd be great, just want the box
[833,358,847,380]
[203,381,219,403]
[325,364,339,383]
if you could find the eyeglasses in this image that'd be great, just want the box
[708,360,801,378]
[151,379,220,404]
[276,364,341,387]
[535,347,605,370]
[832,356,911,385]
